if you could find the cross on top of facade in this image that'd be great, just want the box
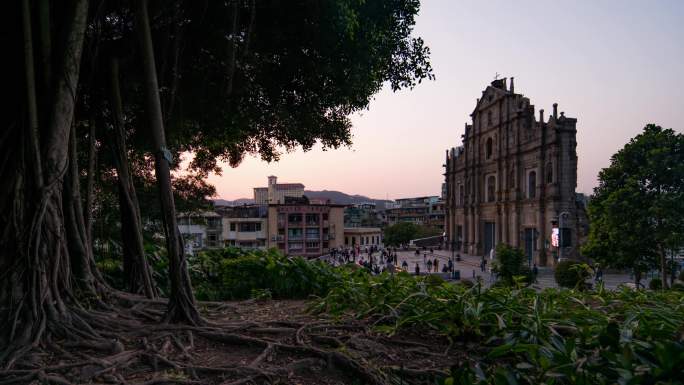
[494,72,500,80]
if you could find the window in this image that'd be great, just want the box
[487,111,492,126]
[528,171,537,198]
[459,185,464,206]
[509,169,515,189]
[288,213,302,223]
[345,237,349,245]
[485,137,493,159]
[487,175,496,202]
[305,213,319,225]
[305,228,320,238]
[238,222,261,232]
[546,162,553,184]
[288,228,303,240]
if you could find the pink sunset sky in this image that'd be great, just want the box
[202,0,684,201]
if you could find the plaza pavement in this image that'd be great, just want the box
[344,248,643,290]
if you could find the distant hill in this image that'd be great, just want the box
[303,190,393,208]
[213,190,392,209]
[213,198,254,206]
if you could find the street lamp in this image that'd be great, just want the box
[558,211,570,261]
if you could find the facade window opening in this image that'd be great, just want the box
[487,175,496,202]
[486,137,493,159]
[459,185,465,206]
[528,171,537,199]
[546,162,553,184]
[509,169,515,189]
[487,111,493,126]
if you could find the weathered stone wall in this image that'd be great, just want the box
[444,78,584,266]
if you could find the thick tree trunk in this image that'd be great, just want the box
[84,116,97,246]
[64,123,99,294]
[1,0,90,366]
[134,0,201,324]
[109,57,157,298]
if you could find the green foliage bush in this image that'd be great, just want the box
[311,264,684,385]
[492,244,531,286]
[649,277,662,290]
[383,222,441,246]
[554,260,591,289]
[671,282,684,292]
[188,247,353,300]
[424,273,445,287]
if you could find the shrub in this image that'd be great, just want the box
[649,278,662,290]
[554,260,591,289]
[491,244,531,286]
[424,274,445,287]
[671,282,684,292]
[187,247,346,300]
[458,279,475,289]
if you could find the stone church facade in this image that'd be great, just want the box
[444,78,585,266]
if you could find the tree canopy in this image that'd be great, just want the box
[2,0,433,371]
[383,222,441,246]
[582,124,684,287]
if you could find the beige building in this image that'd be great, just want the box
[218,205,268,250]
[344,227,383,248]
[254,176,304,204]
[444,78,586,266]
[267,200,344,257]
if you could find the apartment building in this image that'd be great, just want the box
[267,197,345,257]
[177,211,222,254]
[217,205,268,250]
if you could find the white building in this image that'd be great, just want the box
[177,211,222,255]
[253,176,304,204]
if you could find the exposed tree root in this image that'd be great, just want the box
[0,299,459,384]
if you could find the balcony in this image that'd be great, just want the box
[306,221,320,227]
[288,235,304,241]
[271,235,284,242]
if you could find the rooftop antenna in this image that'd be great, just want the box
[494,72,500,80]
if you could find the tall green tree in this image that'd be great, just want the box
[582,124,684,288]
[2,0,433,366]
[384,222,440,246]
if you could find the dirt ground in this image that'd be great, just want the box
[4,299,465,385]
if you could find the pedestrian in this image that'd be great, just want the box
[414,263,420,276]
[423,253,427,266]
[448,258,453,272]
[532,263,538,283]
[433,258,439,272]
[402,260,409,271]
[595,265,603,283]
[427,259,433,272]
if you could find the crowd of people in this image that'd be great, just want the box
[323,245,461,277]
